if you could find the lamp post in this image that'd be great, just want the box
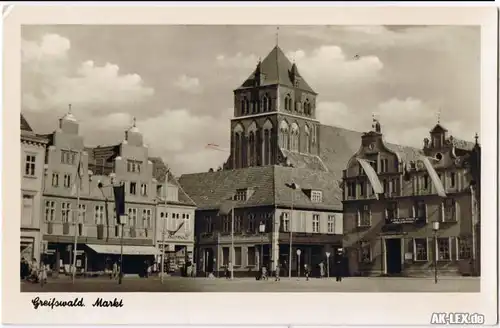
[259,221,266,270]
[286,182,300,279]
[325,252,331,278]
[98,179,125,285]
[432,221,440,284]
[160,212,166,284]
[296,249,302,279]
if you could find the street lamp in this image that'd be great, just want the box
[296,249,302,279]
[98,179,126,285]
[325,252,331,278]
[285,182,300,279]
[259,221,266,271]
[432,221,440,284]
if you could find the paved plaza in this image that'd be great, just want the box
[21,276,480,293]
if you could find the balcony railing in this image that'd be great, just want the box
[44,222,153,239]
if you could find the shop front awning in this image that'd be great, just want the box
[87,244,159,256]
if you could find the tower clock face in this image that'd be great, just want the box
[368,143,375,151]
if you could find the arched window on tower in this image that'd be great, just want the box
[241,99,245,115]
[279,121,289,150]
[267,96,272,112]
[234,132,241,168]
[304,99,311,116]
[284,94,291,111]
[304,124,311,153]
[291,123,299,152]
[262,95,268,112]
[263,120,273,166]
[248,131,256,166]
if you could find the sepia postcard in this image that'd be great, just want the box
[2,4,498,326]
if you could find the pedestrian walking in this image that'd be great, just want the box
[224,264,230,279]
[319,261,325,279]
[304,264,310,281]
[274,262,281,281]
[334,248,344,282]
[112,262,118,279]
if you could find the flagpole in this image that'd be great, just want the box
[231,205,234,280]
[161,209,166,284]
[289,188,293,279]
[72,151,82,284]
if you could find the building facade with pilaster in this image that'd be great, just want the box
[37,110,193,275]
[21,114,48,263]
[342,120,481,277]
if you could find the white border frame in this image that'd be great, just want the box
[2,4,497,326]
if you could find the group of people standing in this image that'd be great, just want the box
[20,257,47,284]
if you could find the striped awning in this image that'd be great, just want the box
[87,244,159,256]
[357,158,384,194]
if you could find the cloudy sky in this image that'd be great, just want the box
[21,25,480,175]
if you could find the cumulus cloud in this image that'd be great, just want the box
[287,46,384,88]
[173,74,202,93]
[317,97,474,149]
[22,33,70,61]
[216,52,259,70]
[136,108,232,174]
[22,34,154,114]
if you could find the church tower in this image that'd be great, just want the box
[225,45,320,170]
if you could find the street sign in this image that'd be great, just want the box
[325,252,331,258]
[296,249,301,256]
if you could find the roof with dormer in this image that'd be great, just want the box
[236,46,316,94]
[21,114,48,144]
[149,156,197,207]
[179,165,344,211]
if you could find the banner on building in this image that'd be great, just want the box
[356,158,383,194]
[419,156,446,197]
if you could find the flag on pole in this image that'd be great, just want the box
[218,199,237,216]
[71,152,84,196]
[419,156,446,198]
[356,158,384,194]
[113,184,126,224]
[167,220,185,236]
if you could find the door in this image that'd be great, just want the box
[385,238,402,275]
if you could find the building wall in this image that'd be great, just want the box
[195,206,343,275]
[344,192,473,276]
[21,138,47,262]
[155,203,195,255]
[342,125,478,277]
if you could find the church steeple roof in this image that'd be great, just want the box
[236,45,316,94]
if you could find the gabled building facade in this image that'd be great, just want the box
[342,120,480,277]
[21,114,48,263]
[180,45,363,277]
[38,110,192,275]
[150,158,196,274]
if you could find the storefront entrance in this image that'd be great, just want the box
[385,238,402,275]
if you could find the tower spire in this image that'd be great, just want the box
[133,116,137,128]
[276,26,279,47]
[68,103,72,114]
[437,108,441,124]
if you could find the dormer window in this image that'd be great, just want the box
[61,150,77,165]
[433,135,443,148]
[127,160,142,173]
[311,190,323,203]
[234,189,247,201]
